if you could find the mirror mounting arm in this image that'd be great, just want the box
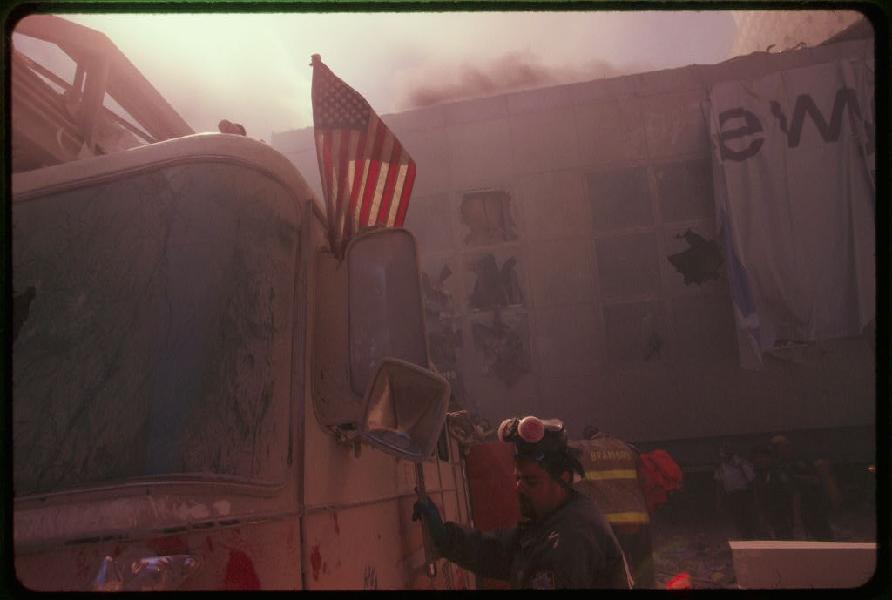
[330,426,364,458]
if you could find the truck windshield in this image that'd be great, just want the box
[13,162,301,496]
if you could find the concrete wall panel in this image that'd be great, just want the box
[654,158,715,223]
[396,129,451,198]
[574,98,648,167]
[670,293,738,361]
[509,108,581,175]
[447,118,513,189]
[384,104,447,135]
[404,193,456,256]
[642,90,710,159]
[515,170,590,242]
[536,372,608,438]
[588,166,653,232]
[533,305,603,378]
[527,238,596,308]
[602,300,670,364]
[637,65,705,96]
[778,338,876,428]
[671,360,780,435]
[602,363,678,440]
[444,94,508,125]
[506,84,574,115]
[595,232,662,299]
[569,74,642,104]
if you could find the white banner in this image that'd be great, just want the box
[706,57,875,368]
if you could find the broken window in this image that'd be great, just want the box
[666,229,724,286]
[421,260,457,319]
[470,310,531,387]
[467,253,524,310]
[427,321,462,376]
[425,317,465,406]
[419,257,468,409]
[459,190,518,246]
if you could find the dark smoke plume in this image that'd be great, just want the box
[399,51,648,109]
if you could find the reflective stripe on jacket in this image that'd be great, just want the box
[571,436,650,525]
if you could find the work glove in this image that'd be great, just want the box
[412,493,448,550]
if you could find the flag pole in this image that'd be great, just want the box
[310,53,339,256]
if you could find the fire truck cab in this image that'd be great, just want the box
[12,133,476,590]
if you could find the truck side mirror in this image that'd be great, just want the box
[312,228,433,435]
[358,358,450,461]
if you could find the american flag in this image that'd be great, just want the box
[311,54,416,256]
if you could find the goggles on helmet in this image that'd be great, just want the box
[497,416,565,444]
[498,416,582,483]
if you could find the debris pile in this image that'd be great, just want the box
[652,532,737,590]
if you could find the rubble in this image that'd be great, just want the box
[649,498,875,589]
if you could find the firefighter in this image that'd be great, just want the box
[412,416,631,589]
[573,426,655,588]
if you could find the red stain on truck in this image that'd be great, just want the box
[224,549,260,590]
[310,545,323,581]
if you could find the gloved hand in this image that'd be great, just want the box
[412,493,448,550]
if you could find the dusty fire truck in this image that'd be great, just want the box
[11,15,476,591]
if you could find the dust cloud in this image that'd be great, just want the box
[398,51,650,109]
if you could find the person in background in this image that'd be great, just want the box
[749,444,776,538]
[772,435,834,540]
[412,416,631,589]
[714,446,757,539]
[762,437,795,539]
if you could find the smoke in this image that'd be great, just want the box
[398,51,650,110]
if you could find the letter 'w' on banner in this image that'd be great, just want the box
[310,54,417,258]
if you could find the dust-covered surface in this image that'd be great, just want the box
[13,162,300,495]
[648,469,877,589]
[650,512,877,590]
[275,40,876,445]
[347,230,428,396]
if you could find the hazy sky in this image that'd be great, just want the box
[18,11,738,141]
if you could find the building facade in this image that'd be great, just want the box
[272,37,875,463]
